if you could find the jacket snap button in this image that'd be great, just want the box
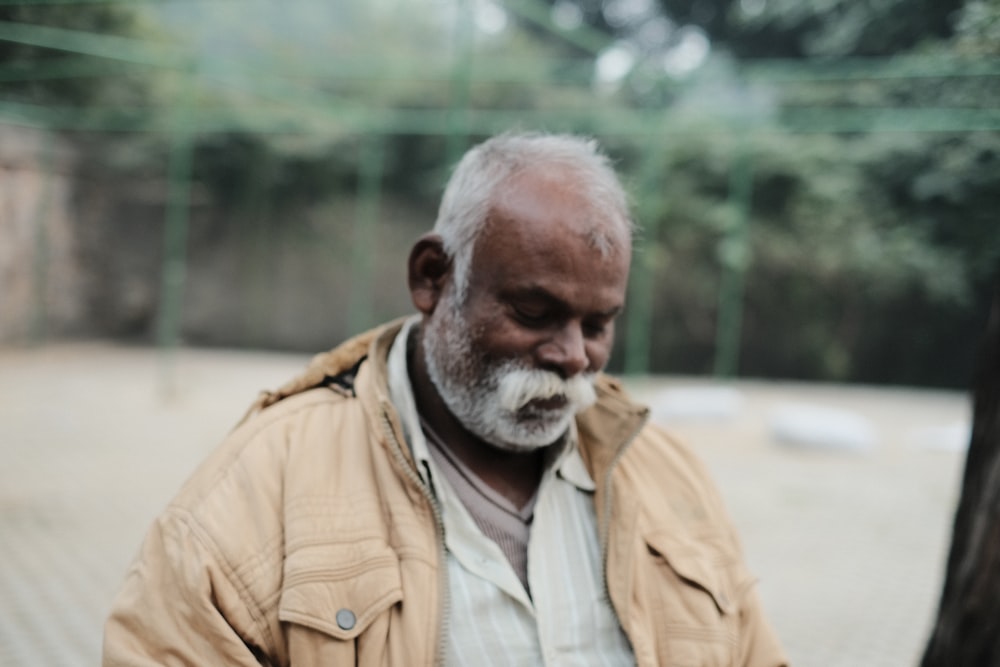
[336,609,356,630]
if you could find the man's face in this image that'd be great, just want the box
[423,170,631,452]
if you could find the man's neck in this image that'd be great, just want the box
[408,326,546,510]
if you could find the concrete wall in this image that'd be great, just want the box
[0,125,83,343]
[0,126,426,350]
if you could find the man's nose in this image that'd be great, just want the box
[537,323,589,378]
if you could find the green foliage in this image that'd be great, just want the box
[598,0,999,386]
[0,3,154,106]
[652,0,965,57]
[3,0,997,386]
[625,126,999,385]
[955,0,1000,55]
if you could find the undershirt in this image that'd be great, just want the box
[386,316,635,667]
[421,415,540,591]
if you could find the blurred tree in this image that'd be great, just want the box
[0,3,154,106]
[654,0,965,57]
[953,0,1000,55]
[618,128,993,385]
[922,282,1000,666]
[548,0,966,57]
[920,6,1000,652]
[546,0,999,386]
[5,0,995,382]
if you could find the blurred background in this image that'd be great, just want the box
[3,0,998,385]
[1,0,998,666]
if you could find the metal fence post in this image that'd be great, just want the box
[156,63,197,398]
[446,0,475,164]
[347,134,385,334]
[30,130,55,344]
[713,142,753,378]
[624,139,671,375]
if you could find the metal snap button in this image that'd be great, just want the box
[336,608,356,631]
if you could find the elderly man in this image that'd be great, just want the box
[104,133,787,666]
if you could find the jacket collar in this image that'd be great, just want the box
[362,318,650,488]
[246,316,650,485]
[576,375,650,488]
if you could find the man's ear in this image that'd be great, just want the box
[408,234,452,315]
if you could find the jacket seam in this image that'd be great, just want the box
[233,532,284,583]
[172,390,355,511]
[169,506,280,656]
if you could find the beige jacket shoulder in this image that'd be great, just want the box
[104,320,787,666]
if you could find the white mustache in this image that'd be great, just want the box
[498,369,597,413]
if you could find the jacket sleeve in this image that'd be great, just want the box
[737,581,790,667]
[103,510,275,667]
[636,422,790,667]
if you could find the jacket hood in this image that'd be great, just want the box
[242,317,649,467]
[241,319,403,420]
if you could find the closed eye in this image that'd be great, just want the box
[583,318,611,338]
[512,305,551,327]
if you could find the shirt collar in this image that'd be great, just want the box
[386,315,433,485]
[385,315,596,493]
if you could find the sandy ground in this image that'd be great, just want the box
[0,343,971,666]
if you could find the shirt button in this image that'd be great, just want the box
[336,608,356,630]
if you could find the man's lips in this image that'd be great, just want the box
[521,395,568,412]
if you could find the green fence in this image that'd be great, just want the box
[3,0,998,392]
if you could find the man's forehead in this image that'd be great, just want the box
[466,182,631,301]
[486,168,630,250]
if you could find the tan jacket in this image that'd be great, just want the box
[104,319,788,666]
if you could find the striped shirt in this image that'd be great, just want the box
[387,317,635,666]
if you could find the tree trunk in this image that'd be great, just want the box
[922,283,1000,666]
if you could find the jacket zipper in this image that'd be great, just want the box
[378,405,449,667]
[599,410,650,604]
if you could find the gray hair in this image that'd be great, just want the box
[433,132,635,302]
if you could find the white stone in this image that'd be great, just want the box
[909,420,971,452]
[769,402,876,452]
[651,386,744,421]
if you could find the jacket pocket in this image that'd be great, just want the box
[278,541,403,641]
[642,530,741,667]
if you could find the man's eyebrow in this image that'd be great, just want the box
[503,286,564,309]
[598,304,625,318]
[505,286,624,318]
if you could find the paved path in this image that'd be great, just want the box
[0,344,970,666]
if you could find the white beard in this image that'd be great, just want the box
[422,299,597,452]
